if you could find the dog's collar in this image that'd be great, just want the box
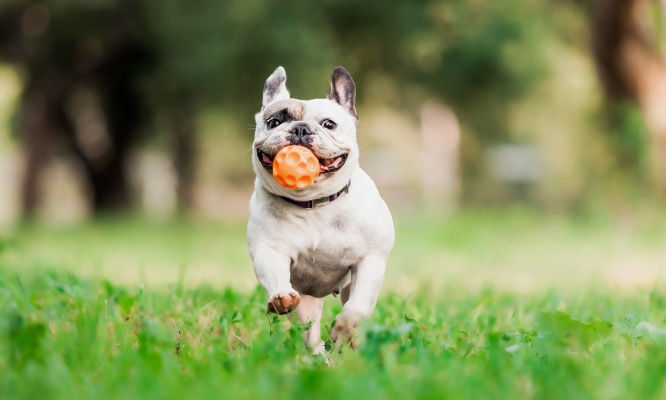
[280,180,351,209]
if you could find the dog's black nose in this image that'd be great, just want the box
[289,124,312,144]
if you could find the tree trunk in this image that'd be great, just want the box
[19,88,53,216]
[591,0,666,192]
[171,98,196,214]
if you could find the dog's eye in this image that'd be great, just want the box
[321,120,337,130]
[267,118,281,130]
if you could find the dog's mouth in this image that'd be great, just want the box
[257,148,348,174]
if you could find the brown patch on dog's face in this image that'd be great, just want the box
[262,99,305,122]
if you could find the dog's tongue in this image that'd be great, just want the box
[320,156,342,171]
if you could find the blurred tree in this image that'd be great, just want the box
[322,0,547,201]
[587,0,666,192]
[139,0,338,211]
[0,0,153,214]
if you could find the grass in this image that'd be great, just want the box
[1,210,666,399]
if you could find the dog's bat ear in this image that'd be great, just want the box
[262,66,290,109]
[327,66,357,119]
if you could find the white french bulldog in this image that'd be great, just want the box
[247,66,395,352]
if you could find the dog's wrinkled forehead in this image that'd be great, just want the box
[262,99,305,122]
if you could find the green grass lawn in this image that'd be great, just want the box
[1,210,666,399]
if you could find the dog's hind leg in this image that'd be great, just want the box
[296,294,325,355]
[331,253,387,346]
[340,284,351,306]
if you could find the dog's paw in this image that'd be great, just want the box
[267,291,301,314]
[330,311,361,348]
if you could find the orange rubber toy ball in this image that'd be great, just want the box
[273,145,320,189]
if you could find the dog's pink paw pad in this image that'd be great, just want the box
[267,291,300,314]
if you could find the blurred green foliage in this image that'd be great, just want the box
[143,0,550,137]
[608,104,651,177]
[0,0,549,127]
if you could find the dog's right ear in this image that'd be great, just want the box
[262,66,290,109]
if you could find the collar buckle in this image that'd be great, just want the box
[311,197,331,208]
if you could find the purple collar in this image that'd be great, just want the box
[280,180,351,209]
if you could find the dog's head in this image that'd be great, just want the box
[252,66,360,200]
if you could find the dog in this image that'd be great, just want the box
[247,66,395,352]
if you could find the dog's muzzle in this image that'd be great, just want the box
[287,123,312,146]
[256,143,348,174]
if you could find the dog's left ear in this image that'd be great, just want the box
[262,66,290,109]
[327,66,358,119]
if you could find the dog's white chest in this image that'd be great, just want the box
[287,218,363,297]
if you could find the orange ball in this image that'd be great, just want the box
[273,145,320,189]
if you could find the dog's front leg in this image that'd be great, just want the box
[296,295,325,355]
[330,253,387,346]
[252,247,300,314]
